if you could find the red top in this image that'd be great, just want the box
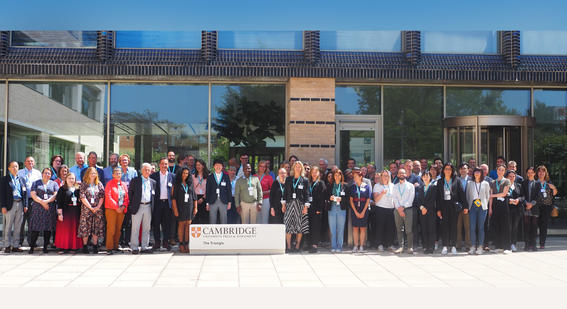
[104,178,130,211]
[254,173,273,199]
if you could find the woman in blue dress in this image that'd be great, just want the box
[29,168,59,254]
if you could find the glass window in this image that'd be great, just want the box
[217,31,302,50]
[11,31,97,48]
[446,88,531,117]
[320,31,401,52]
[110,84,208,170]
[211,84,285,170]
[534,89,567,195]
[115,31,201,49]
[7,82,107,171]
[383,86,443,166]
[0,83,5,175]
[335,85,381,115]
[521,31,567,55]
[422,31,498,54]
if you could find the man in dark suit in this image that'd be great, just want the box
[128,163,156,254]
[457,162,473,251]
[206,158,232,224]
[1,161,28,253]
[150,157,175,250]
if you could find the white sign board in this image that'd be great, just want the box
[189,224,285,255]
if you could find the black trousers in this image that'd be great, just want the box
[308,211,322,247]
[538,204,552,247]
[119,213,132,246]
[509,206,522,245]
[19,199,32,246]
[374,207,395,248]
[193,195,209,224]
[440,201,458,247]
[492,201,511,250]
[30,230,51,249]
[524,215,538,249]
[419,210,436,251]
[152,199,172,246]
[367,207,376,247]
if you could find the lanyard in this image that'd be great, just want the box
[496,178,504,192]
[540,181,547,191]
[142,177,149,192]
[215,173,222,186]
[424,183,430,195]
[475,182,481,197]
[247,176,252,188]
[51,167,57,178]
[168,165,175,174]
[197,175,203,186]
[444,179,452,191]
[356,184,362,200]
[278,179,284,194]
[89,184,96,196]
[10,174,20,192]
[310,180,318,194]
[292,177,301,191]
[181,183,189,194]
[334,183,342,197]
[398,183,406,198]
[259,174,265,184]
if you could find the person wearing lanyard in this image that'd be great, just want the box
[373,170,396,253]
[269,168,287,224]
[456,163,472,252]
[1,161,27,253]
[392,168,416,254]
[17,156,42,247]
[29,168,59,254]
[104,167,130,255]
[54,165,69,187]
[254,160,274,224]
[77,167,105,254]
[307,166,327,253]
[349,167,371,253]
[227,166,239,224]
[234,164,263,224]
[118,154,138,249]
[192,159,209,224]
[150,158,175,251]
[54,172,83,253]
[283,161,310,253]
[69,152,87,182]
[328,169,348,253]
[103,153,119,184]
[506,170,524,252]
[167,151,181,176]
[205,159,232,225]
[522,167,539,251]
[416,171,438,254]
[172,167,198,253]
[466,167,491,255]
[488,164,512,254]
[436,162,466,255]
[49,155,64,181]
[535,165,558,250]
[128,163,156,254]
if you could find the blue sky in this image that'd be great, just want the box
[1,0,566,30]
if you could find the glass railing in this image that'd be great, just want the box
[521,31,567,55]
[422,31,498,54]
[217,31,302,50]
[10,31,97,48]
[115,31,201,49]
[320,31,400,52]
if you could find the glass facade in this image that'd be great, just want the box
[335,86,381,115]
[217,31,302,50]
[7,82,107,170]
[211,84,286,170]
[10,31,97,48]
[115,31,202,49]
[521,31,567,55]
[110,84,208,170]
[422,31,498,54]
[383,86,444,165]
[0,83,5,176]
[446,88,531,117]
[320,31,401,52]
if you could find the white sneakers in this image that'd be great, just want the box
[451,247,457,255]
[352,246,358,253]
[441,246,448,255]
[331,249,337,253]
[511,244,517,252]
[377,245,384,252]
[407,248,415,255]
[503,249,512,254]
[359,246,366,253]
[468,247,476,255]
[476,247,484,255]
[394,247,404,254]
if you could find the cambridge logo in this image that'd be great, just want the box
[191,226,202,238]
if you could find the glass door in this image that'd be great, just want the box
[335,115,382,170]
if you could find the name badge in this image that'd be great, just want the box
[444,190,451,201]
[540,188,546,193]
[216,188,220,195]
[184,193,189,203]
[497,197,505,202]
[308,196,313,202]
[542,192,547,198]
[361,188,366,192]
[221,182,226,186]
[71,196,77,206]
[43,193,48,200]
[152,190,155,195]
[248,187,254,196]
[22,186,26,192]
[168,182,172,187]
[292,193,297,199]
[340,191,345,196]
[280,199,285,204]
[13,191,19,196]
[298,185,303,190]
[90,197,95,204]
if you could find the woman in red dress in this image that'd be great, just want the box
[55,172,83,253]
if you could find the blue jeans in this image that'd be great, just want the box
[328,204,346,250]
[469,205,487,247]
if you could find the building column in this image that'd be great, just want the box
[286,77,335,166]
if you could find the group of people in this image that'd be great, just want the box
[0,150,559,256]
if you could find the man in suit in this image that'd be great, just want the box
[206,158,232,224]
[1,161,28,253]
[456,162,472,251]
[150,157,174,250]
[128,163,156,254]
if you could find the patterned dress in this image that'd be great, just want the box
[78,182,105,238]
[283,176,310,234]
[29,180,59,231]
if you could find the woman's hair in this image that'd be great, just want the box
[441,162,456,178]
[62,172,78,190]
[195,159,209,179]
[50,154,64,167]
[472,167,484,182]
[58,165,69,179]
[332,169,344,184]
[41,167,52,176]
[290,161,305,178]
[525,166,535,174]
[309,166,320,182]
[175,167,191,185]
[82,167,100,185]
[421,170,432,181]
[119,154,131,164]
[536,165,550,182]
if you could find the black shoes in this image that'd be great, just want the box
[93,245,99,254]
[3,247,11,253]
[29,247,34,254]
[309,246,318,254]
[132,249,140,255]
[81,246,89,254]
[141,249,153,254]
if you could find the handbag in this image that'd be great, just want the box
[551,205,559,218]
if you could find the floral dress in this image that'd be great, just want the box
[78,182,105,238]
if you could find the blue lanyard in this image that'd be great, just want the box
[214,173,222,186]
[356,185,362,200]
[540,181,547,191]
[181,183,188,194]
[259,174,265,184]
[247,177,252,188]
[424,183,430,195]
[168,165,175,174]
[142,177,149,191]
[197,175,203,186]
[10,175,21,193]
[310,180,318,194]
[334,183,342,197]
[278,179,284,194]
[89,184,96,196]
[398,183,406,198]
[496,178,504,192]
[292,177,301,191]
[444,179,452,191]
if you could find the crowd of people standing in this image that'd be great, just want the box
[0,150,559,255]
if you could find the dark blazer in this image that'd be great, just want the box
[521,179,540,216]
[436,176,466,211]
[416,182,438,212]
[80,166,106,186]
[0,175,28,210]
[205,172,232,205]
[284,176,309,205]
[269,179,285,223]
[55,186,81,213]
[328,182,349,210]
[150,171,174,208]
[127,176,156,215]
[308,180,328,213]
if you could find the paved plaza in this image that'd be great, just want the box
[0,236,565,288]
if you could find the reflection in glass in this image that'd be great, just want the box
[11,31,97,48]
[211,85,285,170]
[521,31,567,55]
[7,82,106,170]
[335,86,381,115]
[534,89,567,195]
[110,84,208,170]
[217,31,302,50]
[116,31,201,49]
[383,86,443,167]
[320,31,401,52]
[422,31,497,54]
[446,88,531,117]
[339,130,375,170]
[459,127,475,164]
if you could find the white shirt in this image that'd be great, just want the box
[373,183,395,209]
[141,177,151,203]
[159,171,168,200]
[393,180,415,209]
[17,168,42,198]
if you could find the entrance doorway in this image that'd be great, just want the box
[444,115,535,172]
[335,115,382,170]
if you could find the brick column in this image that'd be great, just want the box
[286,78,335,166]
